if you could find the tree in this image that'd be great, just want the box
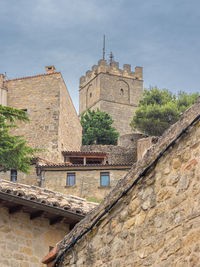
[80,109,119,145]
[130,87,199,136]
[0,105,37,172]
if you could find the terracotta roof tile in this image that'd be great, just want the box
[37,163,132,168]
[62,150,107,156]
[0,179,97,216]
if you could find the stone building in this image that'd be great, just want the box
[36,150,132,201]
[79,59,143,136]
[0,64,145,202]
[0,133,143,200]
[0,66,82,162]
[0,179,96,267]
[42,100,200,266]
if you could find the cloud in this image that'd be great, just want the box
[0,0,200,112]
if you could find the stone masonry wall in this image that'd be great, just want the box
[0,207,69,267]
[60,113,200,266]
[7,74,61,162]
[82,144,138,164]
[42,169,129,201]
[99,100,137,136]
[58,77,82,152]
[118,133,145,148]
[6,72,81,162]
[137,136,158,161]
[0,166,39,187]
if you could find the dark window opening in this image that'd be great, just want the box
[86,158,104,164]
[120,88,124,95]
[68,157,84,165]
[67,173,76,186]
[11,170,17,182]
[90,92,92,98]
[100,172,110,187]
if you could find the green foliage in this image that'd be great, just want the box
[130,87,199,136]
[80,109,119,145]
[0,105,37,173]
[86,197,102,203]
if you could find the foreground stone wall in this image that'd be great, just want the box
[60,115,200,266]
[43,169,129,201]
[0,207,69,267]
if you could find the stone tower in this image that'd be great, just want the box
[79,59,143,136]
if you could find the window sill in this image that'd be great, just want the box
[65,185,77,188]
[98,186,111,189]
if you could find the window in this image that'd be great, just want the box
[10,170,17,182]
[100,172,110,187]
[66,173,76,186]
[120,88,124,95]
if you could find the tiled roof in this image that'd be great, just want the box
[62,151,107,156]
[6,71,60,82]
[37,163,132,168]
[0,179,97,216]
[53,99,200,264]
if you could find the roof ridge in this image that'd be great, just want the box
[38,163,132,167]
[6,71,61,82]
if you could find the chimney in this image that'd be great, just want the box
[45,66,56,74]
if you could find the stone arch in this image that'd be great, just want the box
[116,79,130,104]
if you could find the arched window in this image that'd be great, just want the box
[120,88,124,95]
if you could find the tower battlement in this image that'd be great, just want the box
[80,60,143,88]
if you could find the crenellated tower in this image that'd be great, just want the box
[79,59,143,136]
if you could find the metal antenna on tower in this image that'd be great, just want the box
[103,35,105,60]
[109,52,114,65]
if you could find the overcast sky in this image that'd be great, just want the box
[0,0,200,111]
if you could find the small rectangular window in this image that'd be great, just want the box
[66,173,76,186]
[100,172,110,187]
[11,170,17,182]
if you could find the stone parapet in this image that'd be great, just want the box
[79,60,143,88]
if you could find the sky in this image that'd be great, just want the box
[0,0,200,112]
